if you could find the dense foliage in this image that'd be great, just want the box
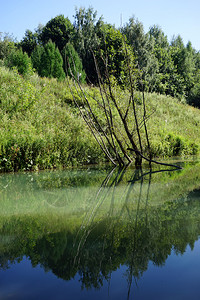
[1,7,200,106]
[31,41,65,80]
[1,7,200,171]
[0,65,200,172]
[63,42,86,82]
[5,48,33,76]
[0,66,104,172]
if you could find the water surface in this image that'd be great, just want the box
[0,159,200,299]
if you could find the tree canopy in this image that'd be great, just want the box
[31,41,65,80]
[1,6,200,108]
[39,15,74,51]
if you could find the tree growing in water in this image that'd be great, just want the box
[69,35,181,169]
[68,35,148,167]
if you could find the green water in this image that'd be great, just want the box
[0,158,200,299]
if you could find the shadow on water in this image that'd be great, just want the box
[0,159,200,298]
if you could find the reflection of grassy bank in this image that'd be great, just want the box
[0,161,200,223]
[0,163,200,288]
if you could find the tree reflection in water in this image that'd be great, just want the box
[0,162,200,298]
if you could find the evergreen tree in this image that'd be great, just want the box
[170,35,185,49]
[63,43,86,83]
[31,41,65,80]
[31,45,43,74]
[149,25,169,48]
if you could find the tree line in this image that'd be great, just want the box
[0,6,200,107]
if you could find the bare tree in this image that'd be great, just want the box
[67,40,182,169]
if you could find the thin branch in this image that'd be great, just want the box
[123,39,143,154]
[68,77,117,165]
[92,51,124,165]
[127,148,182,169]
[67,55,119,165]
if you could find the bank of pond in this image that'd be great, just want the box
[1,65,200,172]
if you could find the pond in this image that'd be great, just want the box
[0,158,200,299]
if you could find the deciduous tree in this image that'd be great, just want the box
[40,15,74,51]
[72,7,103,82]
[19,29,38,56]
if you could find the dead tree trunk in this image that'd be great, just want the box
[67,41,182,170]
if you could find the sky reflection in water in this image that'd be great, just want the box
[0,160,200,299]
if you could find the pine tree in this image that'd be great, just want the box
[31,41,65,80]
[63,43,86,83]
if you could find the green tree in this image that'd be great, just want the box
[187,51,200,107]
[122,17,153,69]
[188,83,200,107]
[122,17,159,92]
[0,33,16,60]
[72,7,103,82]
[149,25,169,49]
[152,46,185,97]
[32,41,65,80]
[31,44,43,74]
[19,29,39,56]
[63,43,86,83]
[40,15,73,51]
[97,24,137,86]
[171,41,196,97]
[42,41,63,80]
[5,48,33,76]
[170,35,185,49]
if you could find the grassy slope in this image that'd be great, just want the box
[0,66,105,172]
[0,65,200,172]
[146,92,200,156]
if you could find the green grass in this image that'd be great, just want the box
[0,65,200,172]
[145,92,200,156]
[0,66,104,172]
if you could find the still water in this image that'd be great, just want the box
[0,158,200,299]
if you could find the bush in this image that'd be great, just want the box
[5,48,33,76]
[150,132,199,157]
[188,83,200,108]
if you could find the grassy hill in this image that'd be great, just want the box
[0,65,200,172]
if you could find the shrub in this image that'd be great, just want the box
[5,48,33,76]
[188,83,200,108]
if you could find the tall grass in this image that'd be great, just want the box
[0,65,200,172]
[145,92,200,157]
[0,66,104,172]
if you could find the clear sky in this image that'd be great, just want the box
[0,0,200,51]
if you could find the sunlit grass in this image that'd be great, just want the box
[1,65,200,171]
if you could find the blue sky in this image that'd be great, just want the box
[0,0,200,50]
